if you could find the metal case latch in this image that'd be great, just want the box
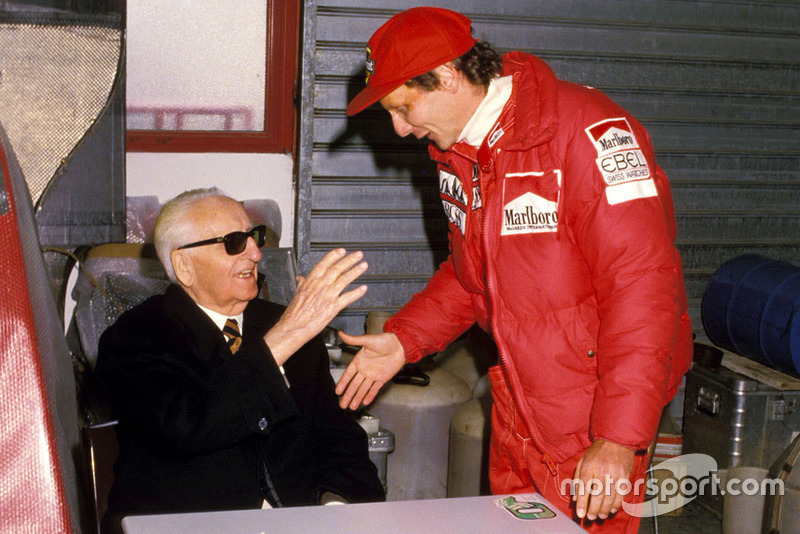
[697,386,720,416]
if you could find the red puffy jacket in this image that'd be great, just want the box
[384,52,692,468]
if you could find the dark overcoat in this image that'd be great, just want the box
[96,284,384,532]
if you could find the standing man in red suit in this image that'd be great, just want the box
[336,8,692,533]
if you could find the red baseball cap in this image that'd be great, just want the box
[345,7,477,116]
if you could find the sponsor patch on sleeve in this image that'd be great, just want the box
[439,168,467,234]
[585,117,658,205]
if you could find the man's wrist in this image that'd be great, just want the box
[263,323,305,366]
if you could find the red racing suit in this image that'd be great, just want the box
[383,51,693,508]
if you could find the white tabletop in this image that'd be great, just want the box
[122,493,587,534]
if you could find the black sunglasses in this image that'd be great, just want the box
[177,224,267,255]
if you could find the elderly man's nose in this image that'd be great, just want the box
[245,236,263,261]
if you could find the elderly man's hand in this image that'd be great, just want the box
[335,331,406,410]
[572,439,636,522]
[264,249,368,365]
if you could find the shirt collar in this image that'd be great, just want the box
[457,75,513,147]
[196,302,244,332]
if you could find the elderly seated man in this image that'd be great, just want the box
[96,188,384,533]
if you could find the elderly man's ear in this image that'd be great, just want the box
[172,249,195,288]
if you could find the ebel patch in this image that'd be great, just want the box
[439,168,467,234]
[585,117,658,205]
[502,192,558,236]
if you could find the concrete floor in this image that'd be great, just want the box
[637,500,721,534]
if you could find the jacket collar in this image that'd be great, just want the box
[429,51,560,166]
[242,297,276,339]
[500,51,559,150]
[161,284,261,362]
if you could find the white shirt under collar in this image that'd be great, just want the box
[457,75,513,148]
[196,303,243,333]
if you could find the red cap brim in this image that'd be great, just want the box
[346,81,398,116]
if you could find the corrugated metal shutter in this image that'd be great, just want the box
[298,0,800,337]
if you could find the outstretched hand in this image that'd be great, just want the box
[264,249,368,365]
[335,331,406,410]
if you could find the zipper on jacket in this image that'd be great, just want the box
[480,158,559,479]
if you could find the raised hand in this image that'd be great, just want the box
[264,249,368,365]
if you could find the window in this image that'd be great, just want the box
[125,0,298,153]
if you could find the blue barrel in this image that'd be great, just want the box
[701,254,800,376]
[760,272,800,376]
[701,254,771,362]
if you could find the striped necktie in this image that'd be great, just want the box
[223,318,242,354]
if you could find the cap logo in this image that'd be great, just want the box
[365,45,375,84]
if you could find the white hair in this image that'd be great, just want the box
[153,187,229,282]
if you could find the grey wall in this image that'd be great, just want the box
[297,0,800,337]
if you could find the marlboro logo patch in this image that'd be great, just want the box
[585,117,657,205]
[502,192,558,236]
[501,170,560,236]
